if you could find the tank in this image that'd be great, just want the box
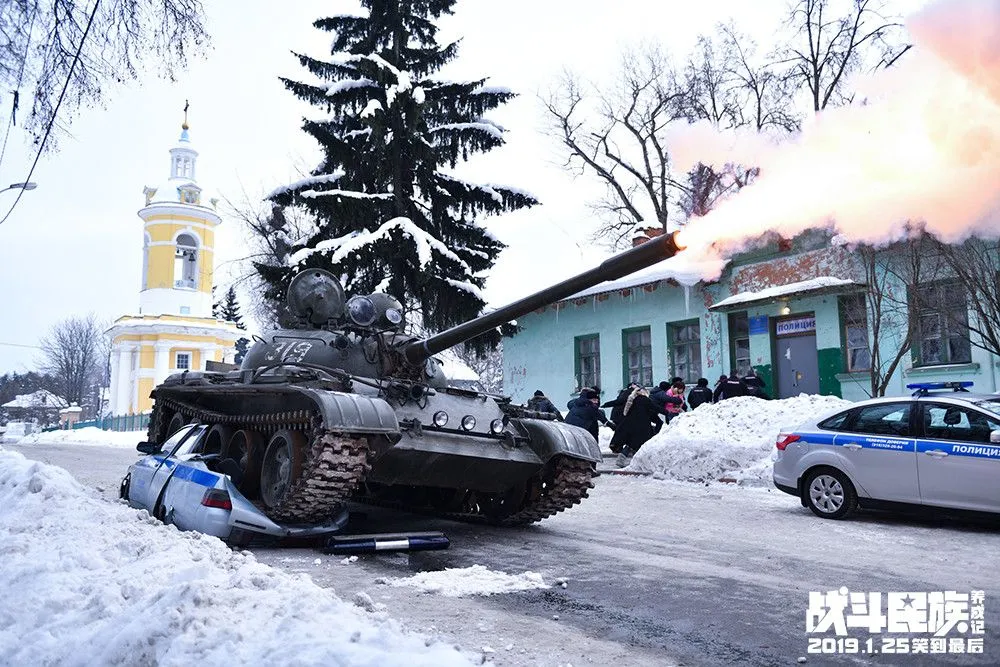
[144,231,684,526]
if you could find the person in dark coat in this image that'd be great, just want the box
[526,390,562,420]
[609,386,675,465]
[712,374,728,402]
[602,384,637,450]
[715,372,748,401]
[649,381,671,409]
[564,389,613,441]
[649,381,672,432]
[743,370,770,399]
[687,377,714,409]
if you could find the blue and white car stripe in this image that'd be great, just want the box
[915,440,1000,459]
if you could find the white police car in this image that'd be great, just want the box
[120,423,348,544]
[773,382,1000,520]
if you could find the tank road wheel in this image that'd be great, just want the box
[203,424,232,457]
[165,412,188,438]
[222,429,263,497]
[260,429,307,514]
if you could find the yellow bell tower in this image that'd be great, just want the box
[106,103,240,417]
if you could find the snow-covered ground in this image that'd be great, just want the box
[14,427,146,448]
[379,565,550,597]
[628,394,852,485]
[0,448,478,666]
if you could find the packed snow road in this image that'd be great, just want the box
[9,441,1000,666]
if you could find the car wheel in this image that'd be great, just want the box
[223,429,263,497]
[804,468,858,519]
[259,429,306,512]
[119,473,131,500]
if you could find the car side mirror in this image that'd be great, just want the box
[990,430,1000,445]
[136,441,161,455]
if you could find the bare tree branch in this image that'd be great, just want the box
[38,312,107,412]
[0,0,208,147]
[544,33,798,249]
[777,0,910,111]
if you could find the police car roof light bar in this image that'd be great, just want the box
[906,381,974,397]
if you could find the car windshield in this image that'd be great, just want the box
[166,424,207,457]
[972,398,1000,418]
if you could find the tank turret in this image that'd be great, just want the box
[146,230,685,528]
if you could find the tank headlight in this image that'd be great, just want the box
[346,295,378,326]
[433,411,449,427]
[385,307,402,325]
[461,415,477,431]
[489,418,504,434]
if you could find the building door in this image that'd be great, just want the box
[775,314,820,397]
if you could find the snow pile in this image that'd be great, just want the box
[380,565,549,597]
[0,450,470,666]
[629,394,852,485]
[17,427,146,449]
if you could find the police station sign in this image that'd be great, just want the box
[776,316,816,336]
[806,588,986,656]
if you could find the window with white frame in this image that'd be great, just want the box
[623,327,652,387]
[175,352,191,370]
[912,281,971,366]
[840,293,871,372]
[174,233,198,288]
[668,321,701,384]
[728,312,751,376]
[180,187,199,204]
[574,334,600,392]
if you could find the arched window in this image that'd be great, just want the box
[141,234,150,290]
[174,233,199,289]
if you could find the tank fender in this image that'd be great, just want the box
[515,419,601,464]
[294,388,401,443]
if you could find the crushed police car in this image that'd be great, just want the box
[120,423,348,545]
[773,382,1000,520]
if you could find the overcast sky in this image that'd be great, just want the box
[0,0,925,373]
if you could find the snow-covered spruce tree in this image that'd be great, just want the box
[258,0,537,353]
[217,287,251,364]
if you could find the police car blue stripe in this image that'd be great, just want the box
[170,464,219,487]
[146,455,219,486]
[800,433,837,446]
[835,434,915,453]
[915,440,1000,459]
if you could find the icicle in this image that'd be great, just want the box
[683,285,691,315]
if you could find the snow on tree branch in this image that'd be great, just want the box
[267,172,345,199]
[289,216,468,272]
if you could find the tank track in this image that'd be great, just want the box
[359,456,595,526]
[152,399,372,524]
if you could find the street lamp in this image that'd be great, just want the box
[0,182,37,194]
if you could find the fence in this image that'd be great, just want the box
[69,413,151,433]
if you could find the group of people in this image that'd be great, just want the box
[526,369,769,468]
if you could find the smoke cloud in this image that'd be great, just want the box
[667,0,1000,273]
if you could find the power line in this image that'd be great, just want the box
[0,0,102,228]
[0,5,38,172]
[0,342,41,350]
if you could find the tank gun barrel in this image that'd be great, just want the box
[404,231,684,365]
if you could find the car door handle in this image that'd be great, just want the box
[924,449,949,458]
[842,443,863,450]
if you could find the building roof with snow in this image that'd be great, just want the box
[2,390,67,411]
[708,277,863,311]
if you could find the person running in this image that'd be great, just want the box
[526,390,562,420]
